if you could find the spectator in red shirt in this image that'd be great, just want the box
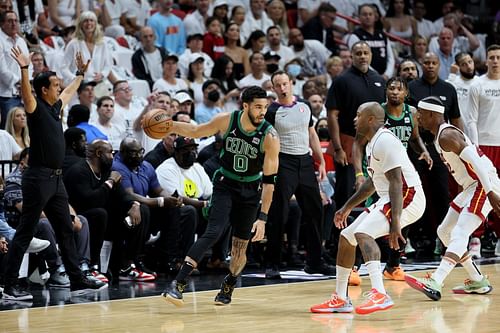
[202,17,225,61]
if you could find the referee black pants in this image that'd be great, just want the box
[3,167,82,285]
[266,153,324,266]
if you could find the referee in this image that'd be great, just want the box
[264,71,333,278]
[2,47,107,300]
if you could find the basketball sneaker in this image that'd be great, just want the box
[348,267,361,286]
[90,265,109,283]
[310,293,354,313]
[405,273,442,301]
[355,289,394,315]
[452,276,492,295]
[161,280,187,307]
[214,274,237,305]
[119,264,155,282]
[383,266,405,281]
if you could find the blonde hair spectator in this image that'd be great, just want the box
[74,11,103,43]
[5,107,30,149]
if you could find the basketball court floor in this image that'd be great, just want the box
[1,259,500,333]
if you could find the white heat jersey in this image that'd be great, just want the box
[366,128,422,197]
[435,123,498,189]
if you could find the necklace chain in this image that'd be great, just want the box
[86,160,101,181]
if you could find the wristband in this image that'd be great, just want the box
[105,180,114,189]
[20,65,29,69]
[132,201,140,206]
[334,147,342,152]
[157,197,164,207]
[75,70,85,76]
[258,212,268,222]
[355,172,364,178]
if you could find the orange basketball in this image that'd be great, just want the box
[142,109,172,139]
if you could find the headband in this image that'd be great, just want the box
[417,101,445,114]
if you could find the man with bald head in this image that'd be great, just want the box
[132,26,169,89]
[112,138,194,280]
[310,102,425,315]
[408,52,463,250]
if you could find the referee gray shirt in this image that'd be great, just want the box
[265,98,313,155]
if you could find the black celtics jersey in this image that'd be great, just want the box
[352,27,388,75]
[219,110,273,182]
[382,103,414,148]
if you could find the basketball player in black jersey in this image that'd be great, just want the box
[159,86,280,307]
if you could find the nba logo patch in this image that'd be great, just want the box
[252,137,260,144]
[404,118,410,123]
[299,107,304,113]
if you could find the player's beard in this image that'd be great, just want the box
[460,69,475,80]
[248,112,263,127]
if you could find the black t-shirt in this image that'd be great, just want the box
[27,98,65,169]
[144,141,173,169]
[408,77,461,143]
[326,66,385,137]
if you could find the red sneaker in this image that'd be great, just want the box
[119,264,156,282]
[355,288,394,315]
[310,293,354,313]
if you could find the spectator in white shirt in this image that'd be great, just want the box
[153,54,189,96]
[62,11,113,87]
[239,52,270,88]
[90,96,126,151]
[178,33,214,79]
[183,0,210,37]
[111,80,144,138]
[413,0,435,39]
[447,52,478,140]
[262,25,294,69]
[0,11,27,129]
[288,28,331,77]
[239,0,273,45]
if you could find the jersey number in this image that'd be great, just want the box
[234,155,248,172]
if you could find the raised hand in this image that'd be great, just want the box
[75,51,91,74]
[10,46,32,68]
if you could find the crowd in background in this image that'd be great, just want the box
[1,0,500,290]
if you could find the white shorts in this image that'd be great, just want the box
[341,186,426,246]
[450,181,492,221]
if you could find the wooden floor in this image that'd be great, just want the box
[1,265,500,333]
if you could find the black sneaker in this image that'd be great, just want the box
[70,275,108,296]
[265,265,281,279]
[304,262,335,276]
[2,284,33,301]
[214,275,237,305]
[161,280,186,307]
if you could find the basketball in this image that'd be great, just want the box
[142,108,173,139]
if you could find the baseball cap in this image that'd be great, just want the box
[77,81,97,94]
[173,91,193,104]
[213,0,228,8]
[202,79,221,91]
[174,136,198,150]
[189,52,205,64]
[187,33,203,42]
[264,51,281,61]
[164,54,179,63]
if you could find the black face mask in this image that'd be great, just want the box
[99,155,113,174]
[317,127,330,141]
[207,90,220,103]
[177,150,197,169]
[266,63,279,74]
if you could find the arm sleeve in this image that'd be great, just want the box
[459,145,494,193]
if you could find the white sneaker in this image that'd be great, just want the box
[405,238,416,254]
[468,237,482,259]
[26,237,50,253]
[495,240,500,256]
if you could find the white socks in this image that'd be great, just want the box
[461,255,483,282]
[336,265,351,300]
[432,257,456,285]
[366,261,386,294]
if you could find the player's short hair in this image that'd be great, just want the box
[241,86,267,104]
